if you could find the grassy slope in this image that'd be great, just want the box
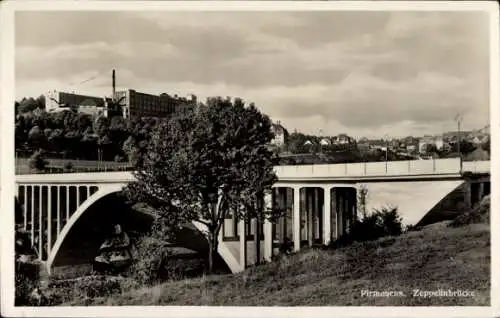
[79,221,489,306]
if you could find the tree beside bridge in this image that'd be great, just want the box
[124,97,279,273]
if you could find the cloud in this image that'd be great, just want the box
[15,10,490,138]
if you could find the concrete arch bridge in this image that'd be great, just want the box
[14,158,490,276]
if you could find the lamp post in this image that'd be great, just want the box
[319,129,323,154]
[384,134,389,173]
[455,114,463,171]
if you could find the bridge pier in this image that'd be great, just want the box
[263,192,273,262]
[269,185,356,254]
[323,187,331,245]
[466,179,491,210]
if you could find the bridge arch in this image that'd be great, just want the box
[46,185,238,274]
[46,184,126,273]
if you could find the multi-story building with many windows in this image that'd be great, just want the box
[45,90,109,116]
[46,89,197,119]
[113,89,197,119]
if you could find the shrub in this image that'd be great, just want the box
[114,154,126,162]
[331,206,403,248]
[405,224,422,232]
[127,235,172,286]
[449,195,490,227]
[28,150,48,171]
[15,228,44,306]
[64,161,73,171]
[45,275,125,305]
[73,276,122,299]
[15,261,41,305]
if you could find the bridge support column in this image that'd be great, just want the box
[337,189,345,238]
[38,186,43,260]
[484,181,491,196]
[56,186,61,235]
[323,186,331,245]
[263,192,273,262]
[76,186,80,208]
[478,182,484,202]
[23,186,28,230]
[47,186,52,256]
[464,182,472,210]
[314,187,320,245]
[239,219,247,271]
[31,186,35,245]
[348,188,357,234]
[66,186,70,222]
[277,188,286,243]
[307,188,313,247]
[293,186,300,252]
[330,188,337,240]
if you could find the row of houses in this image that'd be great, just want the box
[355,127,490,156]
[303,134,356,147]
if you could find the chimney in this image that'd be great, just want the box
[112,69,116,97]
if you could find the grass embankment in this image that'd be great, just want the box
[66,220,489,306]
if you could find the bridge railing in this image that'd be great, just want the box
[462,160,490,173]
[273,158,490,179]
[15,164,134,175]
[15,159,490,179]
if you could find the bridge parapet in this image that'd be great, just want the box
[15,159,491,184]
[273,158,477,180]
[462,161,490,174]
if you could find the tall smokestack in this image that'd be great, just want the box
[112,69,116,97]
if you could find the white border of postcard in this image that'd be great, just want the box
[1,1,499,317]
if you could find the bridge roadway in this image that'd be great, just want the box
[15,158,490,184]
[14,158,490,276]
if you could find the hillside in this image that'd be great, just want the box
[66,221,489,306]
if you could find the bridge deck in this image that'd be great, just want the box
[15,159,490,184]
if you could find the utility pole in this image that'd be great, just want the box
[455,114,463,171]
[319,129,323,153]
[384,134,389,173]
[112,69,116,97]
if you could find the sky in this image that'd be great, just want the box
[15,10,491,139]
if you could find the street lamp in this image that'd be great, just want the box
[455,114,463,171]
[383,134,389,173]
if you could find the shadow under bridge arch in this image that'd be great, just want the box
[47,187,232,275]
[46,186,153,273]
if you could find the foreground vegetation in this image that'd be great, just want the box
[16,193,490,307]
[57,220,489,306]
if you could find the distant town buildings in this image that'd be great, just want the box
[418,135,444,153]
[319,138,330,146]
[331,134,355,145]
[45,89,197,119]
[45,90,110,116]
[271,121,289,149]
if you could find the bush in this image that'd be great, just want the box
[449,195,490,227]
[28,150,48,171]
[331,206,403,248]
[114,154,126,162]
[405,224,422,232]
[15,228,44,306]
[127,235,172,286]
[45,275,125,305]
[15,261,41,306]
[72,276,122,299]
[64,161,73,171]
